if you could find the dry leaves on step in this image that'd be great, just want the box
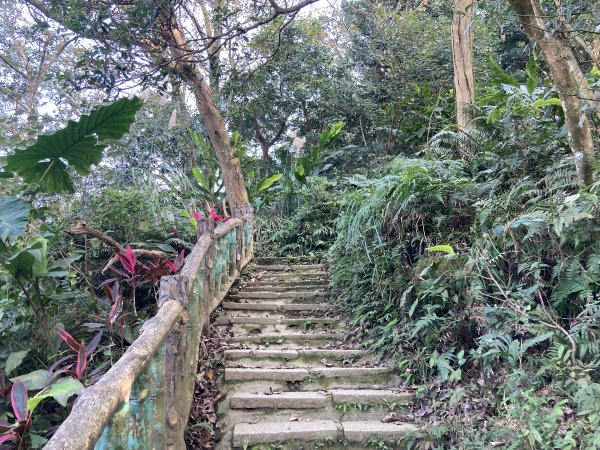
[381,412,398,423]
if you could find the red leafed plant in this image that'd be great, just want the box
[54,328,103,383]
[0,381,31,448]
[107,246,185,315]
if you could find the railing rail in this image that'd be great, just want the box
[45,206,254,450]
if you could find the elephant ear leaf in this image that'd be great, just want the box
[0,196,30,242]
[5,97,143,194]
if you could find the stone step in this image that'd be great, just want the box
[253,256,313,264]
[232,420,417,448]
[216,317,338,326]
[243,280,328,287]
[230,389,413,410]
[231,291,326,300]
[224,349,367,367]
[224,367,398,390]
[216,318,340,336]
[223,302,331,312]
[250,264,325,271]
[226,333,346,348]
[233,420,341,448]
[242,285,327,293]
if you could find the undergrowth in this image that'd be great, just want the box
[330,125,600,448]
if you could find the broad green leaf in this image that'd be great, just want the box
[5,350,29,375]
[532,98,562,108]
[5,97,143,194]
[27,377,84,412]
[299,156,313,175]
[192,167,211,191]
[487,53,519,87]
[256,173,283,193]
[29,434,48,449]
[10,369,50,390]
[525,58,539,95]
[426,245,455,254]
[0,196,30,242]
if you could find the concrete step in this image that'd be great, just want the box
[224,349,367,367]
[233,420,341,448]
[242,285,327,293]
[243,280,328,288]
[226,333,346,348]
[216,317,340,336]
[231,291,326,300]
[230,389,413,410]
[222,302,331,313]
[250,264,325,271]
[232,420,417,448]
[224,367,399,391]
[216,317,338,326]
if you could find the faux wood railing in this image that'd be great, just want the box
[44,206,254,450]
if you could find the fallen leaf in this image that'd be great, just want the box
[289,413,299,422]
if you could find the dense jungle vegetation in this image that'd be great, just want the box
[0,0,599,448]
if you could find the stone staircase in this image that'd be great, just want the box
[214,257,417,449]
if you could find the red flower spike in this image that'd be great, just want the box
[192,211,201,220]
[10,381,28,422]
[56,327,80,352]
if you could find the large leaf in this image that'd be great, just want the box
[5,97,143,194]
[27,377,84,412]
[5,350,29,376]
[10,369,50,390]
[0,196,30,242]
[255,173,283,193]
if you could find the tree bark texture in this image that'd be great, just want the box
[158,7,249,206]
[451,0,476,131]
[507,0,597,186]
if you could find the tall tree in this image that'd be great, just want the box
[451,0,475,131]
[25,0,317,207]
[506,0,597,186]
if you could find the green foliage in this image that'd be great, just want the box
[331,113,600,446]
[0,196,30,242]
[255,177,340,257]
[4,97,143,193]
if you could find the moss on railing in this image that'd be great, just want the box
[44,207,254,450]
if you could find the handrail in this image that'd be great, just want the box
[44,206,254,450]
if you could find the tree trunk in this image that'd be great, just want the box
[159,8,249,206]
[507,0,596,186]
[451,0,476,131]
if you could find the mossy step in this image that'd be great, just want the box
[226,333,345,348]
[232,420,417,448]
[250,264,325,271]
[223,302,330,312]
[224,349,366,367]
[243,280,328,287]
[233,420,341,448]
[216,317,338,326]
[229,389,412,410]
[242,285,327,293]
[231,291,326,299]
[225,367,394,383]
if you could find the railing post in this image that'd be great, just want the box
[233,205,244,273]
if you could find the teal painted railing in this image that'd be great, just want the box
[44,206,254,450]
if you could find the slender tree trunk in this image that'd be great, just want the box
[507,0,597,186]
[159,8,249,206]
[451,0,476,131]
